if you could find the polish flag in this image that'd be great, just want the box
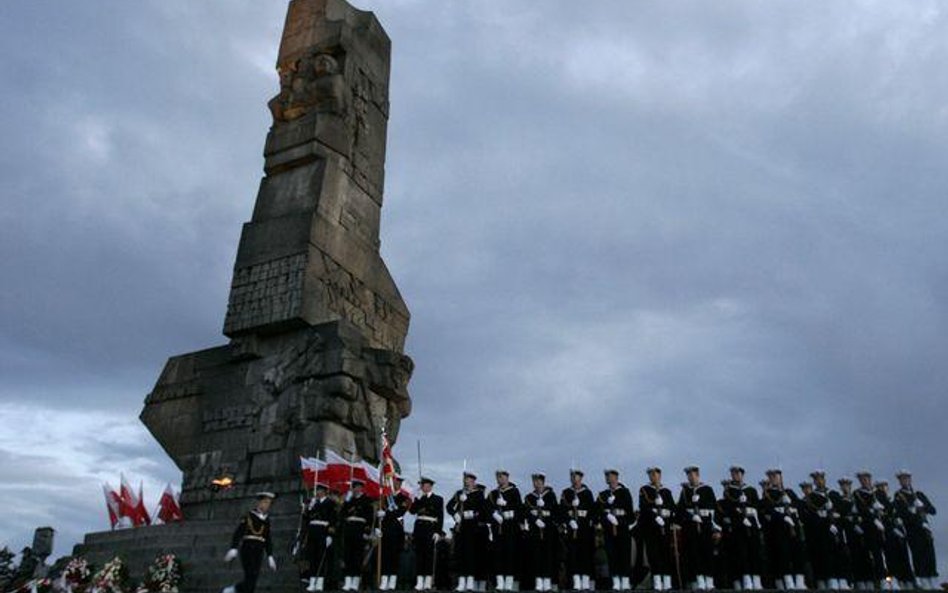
[119,474,138,526]
[300,456,328,490]
[156,484,183,524]
[102,484,121,529]
[136,481,152,526]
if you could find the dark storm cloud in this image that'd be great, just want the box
[0,0,945,572]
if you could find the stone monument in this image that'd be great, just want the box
[75,1,413,590]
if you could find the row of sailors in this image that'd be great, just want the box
[222,466,938,593]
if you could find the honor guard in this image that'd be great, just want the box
[409,477,444,591]
[447,471,488,592]
[677,466,720,591]
[760,468,806,590]
[561,468,596,591]
[875,480,915,589]
[222,492,278,593]
[599,469,635,591]
[719,466,764,591]
[487,469,523,592]
[340,479,374,591]
[300,483,338,592]
[802,471,843,591]
[524,472,560,592]
[639,467,676,591]
[835,476,874,591]
[854,471,887,589]
[893,470,939,590]
[379,475,411,591]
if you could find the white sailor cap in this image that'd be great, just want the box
[604,468,620,477]
[463,471,477,480]
[531,472,546,481]
[875,480,889,488]
[810,469,826,479]
[729,465,746,474]
[569,468,585,477]
[255,491,277,500]
[418,476,436,486]
[646,466,662,474]
[683,465,700,474]
[495,469,510,477]
[855,469,872,478]
[765,467,783,475]
[895,469,912,478]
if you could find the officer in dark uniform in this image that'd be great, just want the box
[300,483,338,592]
[718,466,763,591]
[854,470,887,589]
[447,471,488,592]
[379,475,411,591]
[599,469,635,591]
[760,468,806,590]
[876,480,915,588]
[639,467,675,591]
[834,476,871,590]
[340,479,374,591]
[561,468,596,591]
[802,471,842,591]
[487,469,522,592]
[222,492,278,593]
[893,470,939,590]
[677,466,719,591]
[409,476,444,591]
[524,472,559,592]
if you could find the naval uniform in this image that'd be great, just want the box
[340,493,375,578]
[877,489,915,584]
[447,485,489,579]
[718,481,764,587]
[676,482,720,586]
[760,486,805,584]
[598,483,635,581]
[524,486,560,581]
[409,491,445,578]
[487,483,523,581]
[560,484,597,582]
[854,486,887,583]
[229,510,274,593]
[801,487,839,586]
[894,487,938,581]
[302,495,338,582]
[380,492,411,581]
[638,483,676,584]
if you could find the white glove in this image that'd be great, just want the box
[661,509,672,518]
[572,497,580,508]
[497,496,507,507]
[915,499,925,509]
[374,528,383,539]
[537,498,545,508]
[493,511,504,524]
[569,520,579,530]
[743,518,752,527]
[739,495,747,504]
[655,496,663,507]
[826,501,834,510]
[693,514,703,524]
[453,513,461,523]
[656,516,666,527]
[268,556,277,571]
[462,510,475,520]
[784,516,795,527]
[326,536,333,547]
[224,548,239,562]
[872,501,884,511]
[692,494,700,503]
[607,495,615,504]
[745,508,758,518]
[459,493,468,503]
[781,495,791,505]
[432,533,441,543]
[607,514,619,526]
[829,525,838,536]
[377,510,387,519]
[855,525,864,535]
[535,519,546,529]
[874,519,885,532]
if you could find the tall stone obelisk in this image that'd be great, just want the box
[75,2,412,590]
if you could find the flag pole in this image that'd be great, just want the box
[375,418,387,589]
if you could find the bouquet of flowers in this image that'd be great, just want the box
[61,557,93,592]
[88,557,128,593]
[135,554,182,593]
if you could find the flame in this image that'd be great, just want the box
[211,476,234,489]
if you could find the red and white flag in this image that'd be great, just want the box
[102,483,121,529]
[300,456,328,490]
[156,483,183,524]
[136,481,152,526]
[380,432,397,496]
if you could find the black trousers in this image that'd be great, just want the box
[863,527,887,581]
[724,525,763,580]
[454,520,481,575]
[642,526,670,576]
[908,526,938,578]
[491,522,520,575]
[565,525,595,577]
[413,521,438,577]
[681,520,715,580]
[237,541,265,593]
[343,522,367,577]
[764,521,797,576]
[884,531,914,582]
[381,524,405,575]
[529,527,557,578]
[604,525,633,578]
[304,524,331,579]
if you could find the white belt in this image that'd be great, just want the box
[346,517,367,523]
[243,535,266,542]
[502,510,515,519]
[612,510,627,517]
[817,510,828,518]
[699,510,713,517]
[417,516,438,523]
[531,510,552,517]
[577,510,588,517]
[309,520,330,526]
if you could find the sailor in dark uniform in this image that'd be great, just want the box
[447,471,488,592]
[523,472,559,592]
[876,480,915,589]
[835,476,872,591]
[802,471,842,591]
[222,492,278,593]
[487,469,522,591]
[854,470,887,589]
[760,468,806,590]
[340,479,375,591]
[893,470,939,590]
[301,483,338,592]
[561,468,596,591]
[639,467,675,591]
[599,468,635,591]
[379,475,411,591]
[719,466,764,591]
[409,476,444,591]
[677,466,720,591]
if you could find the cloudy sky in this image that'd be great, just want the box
[2,0,947,573]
